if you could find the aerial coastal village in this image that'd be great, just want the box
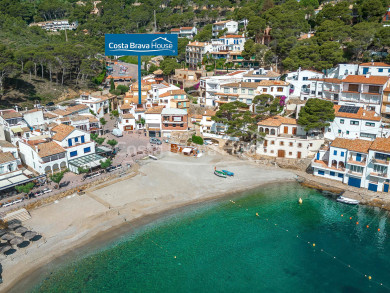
[2,0,390,290]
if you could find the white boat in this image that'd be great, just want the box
[149,155,158,160]
[336,196,359,205]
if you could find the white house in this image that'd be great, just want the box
[50,124,101,173]
[19,140,67,175]
[118,113,136,132]
[217,34,246,51]
[145,106,164,137]
[325,105,382,141]
[200,110,217,134]
[22,109,45,128]
[242,69,281,83]
[358,62,390,76]
[212,20,238,37]
[0,140,20,164]
[75,92,112,118]
[257,116,324,159]
[186,41,212,69]
[285,68,324,98]
[326,64,358,79]
[170,27,197,39]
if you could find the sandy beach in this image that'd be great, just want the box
[0,152,295,292]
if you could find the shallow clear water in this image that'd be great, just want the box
[33,183,390,292]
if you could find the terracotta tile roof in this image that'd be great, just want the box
[188,41,208,47]
[59,117,71,122]
[122,113,135,119]
[214,20,231,25]
[67,104,89,113]
[1,111,22,119]
[44,112,58,119]
[145,106,165,114]
[180,27,193,30]
[23,108,41,114]
[51,124,75,141]
[258,115,297,127]
[0,141,15,148]
[222,82,259,88]
[215,92,239,97]
[52,109,71,116]
[203,110,216,117]
[259,80,289,86]
[159,90,186,98]
[0,152,16,164]
[331,138,372,153]
[370,138,390,153]
[309,78,342,84]
[171,28,180,32]
[222,34,244,38]
[36,141,66,158]
[153,69,163,75]
[342,75,389,85]
[226,70,246,76]
[334,105,381,121]
[83,115,98,123]
[360,62,390,67]
[120,103,133,110]
[71,115,89,122]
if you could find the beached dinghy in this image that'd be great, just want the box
[336,196,359,205]
[222,170,234,177]
[214,170,227,178]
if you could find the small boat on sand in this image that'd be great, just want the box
[222,170,234,177]
[214,170,227,178]
[149,155,158,160]
[336,196,359,205]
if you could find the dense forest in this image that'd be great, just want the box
[0,0,390,106]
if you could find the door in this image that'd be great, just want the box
[149,131,156,138]
[316,153,320,160]
[297,152,301,159]
[384,184,389,192]
[368,183,378,192]
[363,67,369,74]
[124,125,133,131]
[284,126,288,134]
[264,140,268,147]
[292,127,297,135]
[278,150,285,158]
[348,176,361,188]
[356,153,361,162]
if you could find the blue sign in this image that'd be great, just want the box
[105,34,178,56]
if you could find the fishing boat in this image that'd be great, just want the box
[214,170,227,178]
[222,170,234,177]
[336,196,359,205]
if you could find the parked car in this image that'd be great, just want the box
[150,138,162,145]
[112,128,123,137]
[46,102,55,106]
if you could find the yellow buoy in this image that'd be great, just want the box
[313,243,316,247]
[256,213,259,217]
[368,276,372,280]
[298,198,303,204]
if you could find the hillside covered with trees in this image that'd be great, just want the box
[0,0,390,107]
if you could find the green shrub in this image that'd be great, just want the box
[192,134,204,145]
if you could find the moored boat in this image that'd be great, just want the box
[222,170,234,176]
[336,196,359,205]
[214,170,227,178]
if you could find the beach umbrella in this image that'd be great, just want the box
[9,237,23,246]
[1,233,15,241]
[14,227,28,234]
[7,223,21,230]
[23,231,37,240]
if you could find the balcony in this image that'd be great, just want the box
[370,172,388,178]
[347,170,364,177]
[371,158,390,165]
[348,158,367,166]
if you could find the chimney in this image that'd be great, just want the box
[35,145,38,152]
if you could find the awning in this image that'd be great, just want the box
[0,174,46,191]
[68,153,106,169]
[11,127,23,133]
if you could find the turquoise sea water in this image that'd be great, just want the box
[33,183,390,292]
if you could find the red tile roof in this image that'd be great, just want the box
[331,138,372,153]
[51,124,75,141]
[258,116,297,127]
[360,62,390,67]
[343,75,389,85]
[334,105,381,121]
[0,152,16,164]
[370,138,390,153]
[36,141,66,158]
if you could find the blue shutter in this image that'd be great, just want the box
[68,138,72,147]
[316,153,320,160]
[81,135,85,143]
[356,153,361,162]
[363,68,369,74]
[318,170,325,175]
[368,183,378,192]
[384,184,389,192]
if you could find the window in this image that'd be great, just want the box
[84,147,91,153]
[271,141,275,145]
[330,171,335,176]
[374,164,387,174]
[224,88,229,93]
[350,121,359,125]
[75,137,79,142]
[328,128,331,132]
[334,150,337,155]
[318,170,325,175]
[311,91,315,95]
[68,138,72,147]
[298,143,302,148]
[289,142,293,147]
[277,87,283,92]
[233,88,238,93]
[365,122,375,127]
[348,84,359,92]
[375,152,390,161]
[340,119,344,124]
[318,92,322,96]
[246,99,252,104]
[280,141,284,146]
[346,131,350,135]
[289,152,292,156]
[303,77,308,81]
[241,89,245,94]
[263,88,267,93]
[248,89,254,95]
[338,173,344,178]
[379,68,384,73]
[350,165,363,173]
[70,151,78,157]
[341,151,345,157]
[360,133,376,139]
[338,130,341,134]
[368,85,380,93]
[180,124,184,127]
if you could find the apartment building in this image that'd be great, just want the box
[325,105,382,141]
[75,92,112,118]
[170,27,197,39]
[285,69,324,98]
[212,20,238,37]
[161,108,188,138]
[158,90,189,111]
[145,106,165,138]
[186,41,212,70]
[358,62,390,76]
[216,34,246,51]
[242,69,281,83]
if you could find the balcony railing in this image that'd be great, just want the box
[371,158,390,165]
[347,170,363,176]
[370,172,388,178]
[348,157,367,166]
